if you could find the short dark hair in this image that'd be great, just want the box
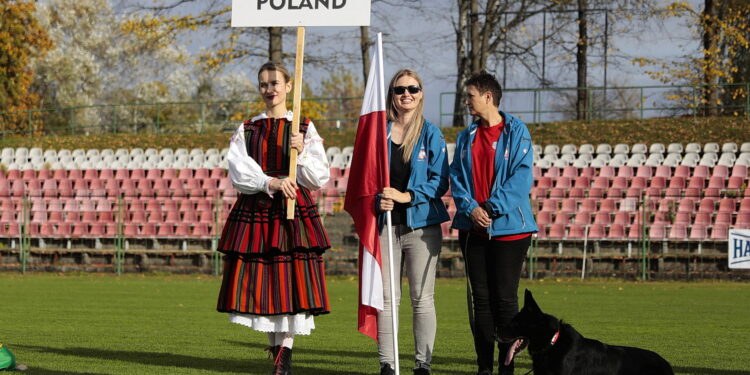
[465,71,502,107]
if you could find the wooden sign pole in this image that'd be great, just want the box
[287,26,305,219]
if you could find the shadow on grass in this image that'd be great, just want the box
[20,368,109,375]
[675,367,750,375]
[15,344,369,374]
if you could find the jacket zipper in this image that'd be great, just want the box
[518,206,526,228]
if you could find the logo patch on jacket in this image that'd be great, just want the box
[492,141,497,150]
[418,147,427,160]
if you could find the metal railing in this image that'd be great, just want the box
[440,82,750,126]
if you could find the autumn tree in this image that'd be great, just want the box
[633,1,750,116]
[0,0,52,134]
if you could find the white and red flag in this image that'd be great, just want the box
[343,33,389,341]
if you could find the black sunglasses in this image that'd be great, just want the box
[392,85,422,95]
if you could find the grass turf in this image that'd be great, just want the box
[0,273,749,375]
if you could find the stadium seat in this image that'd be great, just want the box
[711,224,729,240]
[689,224,708,240]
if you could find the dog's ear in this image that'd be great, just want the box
[524,289,542,314]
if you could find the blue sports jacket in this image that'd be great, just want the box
[449,111,538,236]
[378,119,451,229]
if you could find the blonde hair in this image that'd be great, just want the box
[386,69,425,163]
[257,61,292,83]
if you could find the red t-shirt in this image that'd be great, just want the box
[471,120,531,242]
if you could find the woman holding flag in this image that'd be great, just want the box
[215,61,331,375]
[375,69,451,375]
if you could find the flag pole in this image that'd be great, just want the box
[287,26,305,219]
[377,32,400,375]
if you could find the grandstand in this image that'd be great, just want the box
[1,141,749,278]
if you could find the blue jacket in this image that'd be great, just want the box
[378,119,451,229]
[450,111,538,236]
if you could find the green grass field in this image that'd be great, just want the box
[1,273,749,375]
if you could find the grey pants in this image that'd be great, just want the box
[378,223,442,369]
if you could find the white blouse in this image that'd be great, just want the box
[227,111,330,196]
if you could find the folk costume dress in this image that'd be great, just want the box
[216,111,331,335]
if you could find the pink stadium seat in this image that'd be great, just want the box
[202,178,219,197]
[606,187,623,199]
[182,210,198,222]
[648,223,666,240]
[192,223,211,238]
[162,169,178,179]
[567,224,585,239]
[536,211,552,226]
[674,212,691,224]
[83,169,98,180]
[611,176,629,190]
[677,198,695,213]
[0,210,16,223]
[740,198,750,212]
[549,188,566,199]
[540,199,559,212]
[652,212,670,225]
[89,179,106,198]
[210,167,225,179]
[42,179,58,198]
[114,169,130,181]
[593,212,611,225]
[560,166,577,178]
[687,176,705,189]
[26,179,42,197]
[105,223,117,237]
[714,212,732,225]
[727,176,744,191]
[588,187,605,199]
[198,210,214,223]
[737,212,750,229]
[635,166,653,178]
[573,176,591,189]
[88,223,106,237]
[120,179,138,198]
[10,179,25,197]
[693,165,709,179]
[613,211,631,225]
[21,169,36,180]
[553,213,570,225]
[730,165,748,179]
[689,224,708,240]
[654,165,672,179]
[99,211,114,223]
[579,167,595,178]
[697,198,716,213]
[600,199,617,213]
[683,187,701,199]
[625,187,643,199]
[81,211,97,222]
[657,198,677,212]
[668,223,688,240]
[630,176,647,189]
[573,212,591,225]
[47,211,63,223]
[141,223,157,237]
[580,199,597,213]
[568,187,585,199]
[536,176,552,189]
[164,210,181,223]
[99,169,114,180]
[130,169,146,180]
[136,179,155,198]
[174,222,191,237]
[599,166,615,178]
[56,222,72,237]
[560,199,577,213]
[178,168,193,180]
[617,166,634,178]
[66,169,82,180]
[607,223,626,240]
[52,169,67,180]
[532,166,541,179]
[146,168,162,180]
[129,210,147,223]
[548,223,566,239]
[674,165,691,178]
[4,223,20,237]
[712,165,729,179]
[693,212,711,225]
[123,223,139,237]
[587,224,605,239]
[710,224,728,240]
[104,178,120,197]
[717,197,737,213]
[39,222,54,237]
[0,180,10,198]
[544,167,560,178]
[157,224,174,237]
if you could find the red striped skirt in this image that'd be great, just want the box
[216,188,330,316]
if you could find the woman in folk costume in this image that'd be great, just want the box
[216,61,331,375]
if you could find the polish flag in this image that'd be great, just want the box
[343,33,388,341]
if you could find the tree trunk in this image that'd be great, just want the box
[576,0,588,121]
[703,0,719,116]
[469,0,481,74]
[268,27,283,63]
[453,0,471,127]
[360,26,371,84]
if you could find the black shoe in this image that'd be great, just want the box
[271,346,292,375]
[498,363,514,375]
[498,342,514,375]
[414,367,430,375]
[380,363,395,375]
[477,370,492,375]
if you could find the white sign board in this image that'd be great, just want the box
[232,0,371,27]
[729,229,750,269]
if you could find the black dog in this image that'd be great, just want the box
[501,290,674,375]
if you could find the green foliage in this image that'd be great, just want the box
[1,274,749,374]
